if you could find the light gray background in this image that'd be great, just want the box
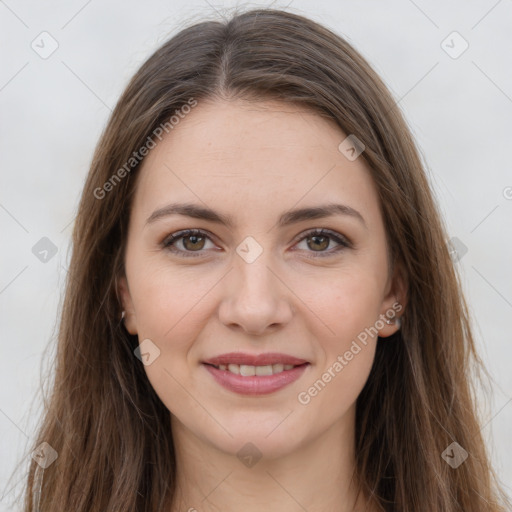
[1,0,511,508]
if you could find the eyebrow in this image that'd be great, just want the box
[145,202,367,229]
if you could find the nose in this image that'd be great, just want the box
[218,250,294,336]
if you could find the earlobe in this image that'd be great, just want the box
[117,275,138,335]
[378,312,402,338]
[378,261,408,338]
[376,310,402,338]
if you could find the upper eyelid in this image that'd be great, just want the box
[163,228,217,245]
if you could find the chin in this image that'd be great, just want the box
[217,430,304,462]
[192,411,310,461]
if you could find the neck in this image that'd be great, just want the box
[169,408,371,512]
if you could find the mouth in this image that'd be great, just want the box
[202,353,310,395]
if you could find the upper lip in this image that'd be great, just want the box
[203,352,309,366]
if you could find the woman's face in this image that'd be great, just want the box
[119,98,404,458]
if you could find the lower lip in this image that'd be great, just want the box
[203,363,309,395]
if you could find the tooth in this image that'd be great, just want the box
[255,365,273,376]
[272,364,284,374]
[222,363,298,376]
[228,364,240,374]
[240,365,256,376]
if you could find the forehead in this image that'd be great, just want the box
[130,98,382,231]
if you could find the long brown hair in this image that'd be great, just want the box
[17,7,509,511]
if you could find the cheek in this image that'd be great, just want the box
[315,266,385,344]
[295,290,380,425]
[297,340,376,434]
[128,259,217,341]
[126,261,222,396]
[297,268,383,407]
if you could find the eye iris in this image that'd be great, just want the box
[183,234,205,251]
[307,234,329,251]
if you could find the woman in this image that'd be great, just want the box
[21,8,509,512]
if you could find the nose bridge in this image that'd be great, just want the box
[218,235,293,333]
[233,239,279,302]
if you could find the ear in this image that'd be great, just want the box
[377,260,408,338]
[118,275,138,335]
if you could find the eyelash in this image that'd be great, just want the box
[161,228,351,258]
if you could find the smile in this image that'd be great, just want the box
[209,363,298,376]
[202,354,310,395]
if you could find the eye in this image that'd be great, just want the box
[292,228,351,257]
[162,228,351,258]
[162,229,217,257]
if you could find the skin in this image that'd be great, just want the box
[119,98,406,512]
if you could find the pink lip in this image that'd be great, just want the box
[203,352,308,366]
[203,364,309,396]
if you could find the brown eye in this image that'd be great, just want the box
[182,233,206,251]
[163,229,215,257]
[294,228,351,257]
[307,234,330,251]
